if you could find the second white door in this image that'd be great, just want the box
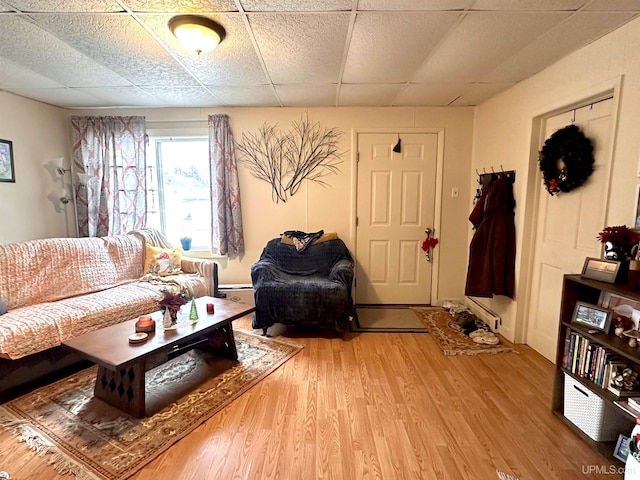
[526,98,614,361]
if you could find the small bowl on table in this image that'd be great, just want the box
[135,315,156,333]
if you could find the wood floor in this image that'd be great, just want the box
[0,314,619,480]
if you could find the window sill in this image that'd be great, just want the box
[182,250,226,260]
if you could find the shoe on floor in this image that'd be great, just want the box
[472,332,500,345]
[469,329,488,339]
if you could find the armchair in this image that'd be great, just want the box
[251,236,355,335]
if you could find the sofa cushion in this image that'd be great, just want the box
[144,243,182,276]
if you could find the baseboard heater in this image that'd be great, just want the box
[465,297,501,331]
[218,284,255,307]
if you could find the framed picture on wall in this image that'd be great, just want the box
[636,184,640,229]
[0,139,14,183]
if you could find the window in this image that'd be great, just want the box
[146,137,212,250]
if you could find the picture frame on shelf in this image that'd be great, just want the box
[614,434,630,463]
[0,139,14,183]
[600,292,640,330]
[581,257,621,283]
[571,301,612,333]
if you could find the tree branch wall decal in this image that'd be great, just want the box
[236,115,343,203]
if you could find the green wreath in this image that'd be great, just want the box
[538,124,594,196]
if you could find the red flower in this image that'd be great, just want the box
[548,179,560,193]
[597,225,640,247]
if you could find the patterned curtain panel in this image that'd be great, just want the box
[70,116,147,237]
[208,114,244,255]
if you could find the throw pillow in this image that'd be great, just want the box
[0,297,6,315]
[144,243,183,276]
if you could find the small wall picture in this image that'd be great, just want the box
[0,139,14,183]
[636,184,640,229]
[572,301,612,332]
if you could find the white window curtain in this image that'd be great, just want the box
[208,114,244,255]
[70,116,147,237]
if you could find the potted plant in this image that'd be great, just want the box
[597,225,640,261]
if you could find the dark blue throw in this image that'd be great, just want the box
[251,237,355,334]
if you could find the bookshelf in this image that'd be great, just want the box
[553,274,640,465]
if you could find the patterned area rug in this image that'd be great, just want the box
[0,330,302,480]
[412,307,517,356]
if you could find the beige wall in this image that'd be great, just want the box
[1,102,475,303]
[0,92,71,244]
[471,16,640,343]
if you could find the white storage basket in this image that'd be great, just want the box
[564,373,630,441]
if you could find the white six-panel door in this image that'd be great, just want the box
[356,133,438,305]
[526,98,614,361]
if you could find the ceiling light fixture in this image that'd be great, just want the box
[168,15,226,55]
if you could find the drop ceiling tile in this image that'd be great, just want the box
[139,14,268,86]
[250,13,349,83]
[449,83,513,105]
[239,0,351,12]
[358,0,473,10]
[393,83,468,106]
[8,87,109,108]
[0,56,65,89]
[584,0,640,10]
[481,11,638,83]
[275,84,337,106]
[343,11,461,83]
[123,0,238,12]
[5,0,122,12]
[413,11,570,83]
[138,86,225,106]
[32,13,198,87]
[211,85,280,106]
[338,84,403,106]
[0,16,133,87]
[471,0,586,10]
[74,86,158,106]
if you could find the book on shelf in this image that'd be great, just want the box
[614,399,640,418]
[564,329,624,388]
[628,397,640,410]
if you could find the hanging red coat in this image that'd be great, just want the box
[465,174,516,298]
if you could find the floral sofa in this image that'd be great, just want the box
[0,230,219,394]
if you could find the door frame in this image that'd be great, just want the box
[515,76,623,345]
[350,127,445,305]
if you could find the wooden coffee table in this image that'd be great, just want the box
[62,296,255,417]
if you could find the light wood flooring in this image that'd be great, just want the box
[0,314,619,479]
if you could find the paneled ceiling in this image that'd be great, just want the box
[0,0,638,109]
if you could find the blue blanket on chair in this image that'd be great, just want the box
[251,236,354,334]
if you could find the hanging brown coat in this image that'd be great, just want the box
[465,174,516,298]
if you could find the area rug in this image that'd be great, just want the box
[412,307,516,356]
[350,306,429,332]
[0,330,302,480]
